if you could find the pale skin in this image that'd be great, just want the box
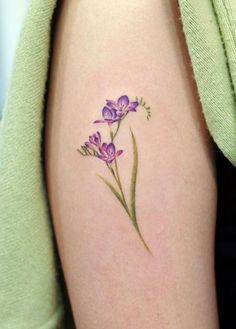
[45,1,219,328]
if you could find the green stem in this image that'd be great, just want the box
[129,130,151,253]
[114,159,126,203]
[106,164,130,217]
[112,121,121,140]
[111,162,150,252]
[109,123,128,208]
[109,125,114,141]
[108,120,151,253]
[108,123,130,212]
[131,214,152,254]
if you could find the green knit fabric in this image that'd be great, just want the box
[179,0,236,166]
[0,0,63,328]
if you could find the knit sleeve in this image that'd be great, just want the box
[0,0,63,328]
[179,0,236,166]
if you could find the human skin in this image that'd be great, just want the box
[45,1,219,328]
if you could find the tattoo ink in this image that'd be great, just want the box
[78,95,151,252]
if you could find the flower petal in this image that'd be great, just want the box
[128,101,139,111]
[102,106,117,120]
[106,100,117,109]
[106,143,116,156]
[117,95,129,108]
[101,143,108,153]
[94,120,105,123]
[107,118,120,123]
[116,150,123,157]
[85,142,92,149]
[98,155,106,161]
[107,158,115,164]
[97,131,101,144]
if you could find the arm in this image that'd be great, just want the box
[45,1,218,328]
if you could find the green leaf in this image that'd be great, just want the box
[77,146,98,157]
[130,129,138,222]
[97,174,129,215]
[135,96,151,120]
[77,149,85,155]
[110,130,114,142]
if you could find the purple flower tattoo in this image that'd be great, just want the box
[84,131,101,151]
[106,95,139,118]
[78,95,151,252]
[83,132,123,163]
[94,95,139,124]
[94,106,119,124]
[98,143,123,164]
[89,131,101,146]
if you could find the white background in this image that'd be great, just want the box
[0,0,29,116]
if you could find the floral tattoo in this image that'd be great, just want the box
[78,95,151,252]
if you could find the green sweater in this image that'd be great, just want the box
[179,0,236,165]
[0,1,235,328]
[0,1,63,328]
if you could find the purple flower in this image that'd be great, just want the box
[94,95,139,124]
[106,95,139,119]
[82,132,123,163]
[98,143,123,163]
[89,131,101,146]
[94,106,119,124]
[84,131,101,151]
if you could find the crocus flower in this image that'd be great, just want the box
[94,95,139,124]
[98,143,123,164]
[89,131,101,146]
[106,95,139,119]
[94,106,119,124]
[84,131,101,151]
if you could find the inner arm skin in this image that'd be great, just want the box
[45,1,218,328]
